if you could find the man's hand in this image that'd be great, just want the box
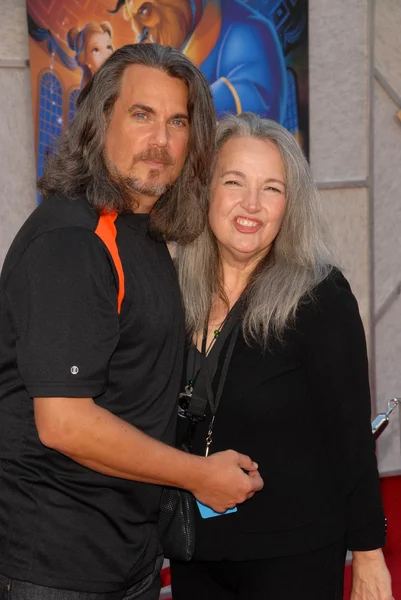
[351,549,393,600]
[190,450,264,513]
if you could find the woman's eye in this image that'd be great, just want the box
[224,180,240,186]
[92,47,99,54]
[264,186,282,193]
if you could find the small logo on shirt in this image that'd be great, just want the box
[70,366,79,375]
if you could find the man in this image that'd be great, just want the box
[0,44,263,599]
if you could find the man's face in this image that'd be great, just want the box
[104,64,190,211]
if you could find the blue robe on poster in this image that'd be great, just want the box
[193,0,288,122]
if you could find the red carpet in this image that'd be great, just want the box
[344,475,401,598]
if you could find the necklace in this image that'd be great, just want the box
[202,315,229,354]
[186,314,229,388]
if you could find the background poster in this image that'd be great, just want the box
[27,0,309,200]
[26,1,308,596]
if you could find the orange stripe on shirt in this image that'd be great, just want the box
[94,211,125,314]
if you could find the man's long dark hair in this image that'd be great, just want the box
[38,44,216,243]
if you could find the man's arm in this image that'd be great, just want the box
[35,396,264,513]
[10,229,263,512]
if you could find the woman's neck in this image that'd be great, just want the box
[219,252,260,305]
[195,251,261,349]
[207,257,255,326]
[197,259,250,351]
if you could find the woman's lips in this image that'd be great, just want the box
[233,215,263,233]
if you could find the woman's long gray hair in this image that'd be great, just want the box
[38,43,216,243]
[176,113,337,345]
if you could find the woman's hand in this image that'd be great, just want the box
[351,549,393,600]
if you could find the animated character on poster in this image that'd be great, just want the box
[109,0,288,121]
[67,22,114,89]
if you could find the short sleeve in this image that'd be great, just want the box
[300,271,386,550]
[5,228,120,398]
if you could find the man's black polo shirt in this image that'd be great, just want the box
[0,194,185,592]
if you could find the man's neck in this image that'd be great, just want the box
[131,193,159,214]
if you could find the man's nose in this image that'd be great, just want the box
[149,121,169,147]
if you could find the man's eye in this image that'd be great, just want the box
[134,113,147,120]
[171,119,186,127]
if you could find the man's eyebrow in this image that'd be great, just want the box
[128,103,156,115]
[128,104,189,121]
[171,112,189,121]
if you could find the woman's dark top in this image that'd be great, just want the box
[178,269,385,561]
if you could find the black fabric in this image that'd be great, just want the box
[170,538,347,600]
[157,487,196,561]
[0,555,163,599]
[0,194,185,592]
[177,269,385,561]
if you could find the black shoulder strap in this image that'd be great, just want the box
[186,300,242,420]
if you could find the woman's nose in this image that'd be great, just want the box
[241,189,261,212]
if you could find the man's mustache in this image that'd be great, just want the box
[131,149,174,167]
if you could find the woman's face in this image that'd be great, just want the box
[209,136,287,266]
[85,31,113,74]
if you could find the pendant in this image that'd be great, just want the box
[178,384,193,419]
[205,415,215,457]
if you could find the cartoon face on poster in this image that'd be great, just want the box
[27,0,308,191]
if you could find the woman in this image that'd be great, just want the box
[67,22,114,89]
[171,114,392,599]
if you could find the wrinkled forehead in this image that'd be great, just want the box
[212,136,285,178]
[118,64,189,110]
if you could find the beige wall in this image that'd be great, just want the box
[373,0,401,474]
[0,0,400,472]
[310,0,401,474]
[0,0,36,262]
